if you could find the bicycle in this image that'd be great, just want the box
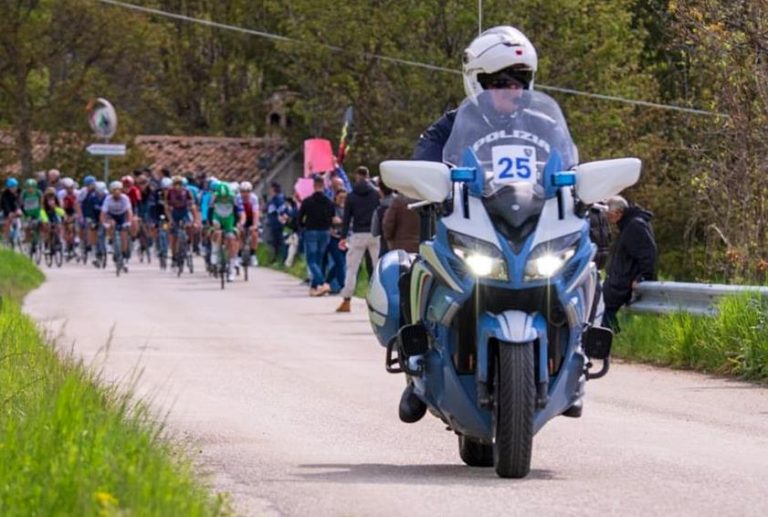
[172,221,194,277]
[137,219,153,264]
[93,222,108,269]
[110,223,129,277]
[218,243,228,290]
[239,231,254,282]
[25,219,43,265]
[7,215,22,252]
[62,217,78,262]
[156,216,170,271]
[44,221,64,268]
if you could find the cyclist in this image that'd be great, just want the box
[238,181,260,267]
[58,177,80,255]
[20,178,47,247]
[1,177,21,244]
[210,182,244,282]
[78,176,101,259]
[42,187,65,248]
[150,177,172,261]
[199,177,219,264]
[165,175,200,267]
[182,176,202,254]
[122,175,143,238]
[100,180,133,266]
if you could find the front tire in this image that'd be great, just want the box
[493,343,535,478]
[458,435,493,467]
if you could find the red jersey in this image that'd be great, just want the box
[125,186,142,208]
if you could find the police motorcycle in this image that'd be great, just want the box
[367,88,641,478]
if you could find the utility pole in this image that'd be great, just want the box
[478,0,483,35]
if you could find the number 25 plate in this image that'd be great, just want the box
[492,145,537,185]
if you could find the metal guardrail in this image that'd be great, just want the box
[626,281,768,316]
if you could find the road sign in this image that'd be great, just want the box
[87,98,118,139]
[86,143,126,156]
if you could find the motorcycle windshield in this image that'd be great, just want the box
[443,89,578,193]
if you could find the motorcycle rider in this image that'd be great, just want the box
[399,26,585,422]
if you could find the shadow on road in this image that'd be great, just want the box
[294,463,558,485]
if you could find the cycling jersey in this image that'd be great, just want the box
[1,189,18,217]
[78,188,102,221]
[212,196,240,234]
[102,193,131,227]
[167,187,194,224]
[125,185,142,211]
[43,196,64,224]
[20,190,42,219]
[59,191,78,216]
[238,193,260,227]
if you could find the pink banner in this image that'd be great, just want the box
[293,177,315,201]
[304,138,335,177]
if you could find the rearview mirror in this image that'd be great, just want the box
[574,158,642,204]
[379,160,452,203]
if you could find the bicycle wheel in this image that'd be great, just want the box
[55,242,64,268]
[44,238,53,268]
[114,231,122,277]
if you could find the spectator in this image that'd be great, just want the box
[383,194,420,253]
[371,181,396,258]
[267,182,287,263]
[602,196,657,332]
[336,166,380,313]
[297,175,335,296]
[326,189,348,294]
[589,202,612,270]
[282,194,301,267]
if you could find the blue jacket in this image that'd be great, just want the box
[267,193,287,227]
[412,110,457,162]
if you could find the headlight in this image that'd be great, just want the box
[448,231,508,280]
[524,232,581,280]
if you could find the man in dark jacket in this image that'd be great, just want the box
[602,196,657,331]
[297,175,335,296]
[266,182,287,263]
[336,166,380,312]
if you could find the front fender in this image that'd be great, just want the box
[476,310,547,386]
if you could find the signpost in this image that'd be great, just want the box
[86,98,123,182]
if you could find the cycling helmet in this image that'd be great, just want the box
[62,177,75,189]
[215,183,232,199]
[44,187,56,196]
[181,177,189,186]
[122,175,134,187]
[207,177,219,190]
[95,181,107,194]
[109,180,123,192]
[172,175,184,185]
[161,177,173,189]
[240,181,253,192]
[5,177,18,189]
[462,26,538,100]
[229,181,240,193]
[25,178,37,189]
[83,175,96,186]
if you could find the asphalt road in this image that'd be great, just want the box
[24,260,768,516]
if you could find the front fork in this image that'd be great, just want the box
[476,310,550,409]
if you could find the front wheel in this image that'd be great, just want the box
[492,343,535,479]
[458,435,493,467]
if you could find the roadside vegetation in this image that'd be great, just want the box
[257,243,370,297]
[0,248,228,516]
[615,294,768,381]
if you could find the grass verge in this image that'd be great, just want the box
[0,248,228,516]
[615,294,768,381]
[256,243,370,298]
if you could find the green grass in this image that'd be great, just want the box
[0,248,229,516]
[615,294,768,381]
[0,248,45,303]
[256,243,370,298]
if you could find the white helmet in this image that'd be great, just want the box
[62,177,75,189]
[161,177,173,189]
[240,181,253,192]
[229,181,240,193]
[95,181,107,194]
[109,180,123,192]
[462,26,538,100]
